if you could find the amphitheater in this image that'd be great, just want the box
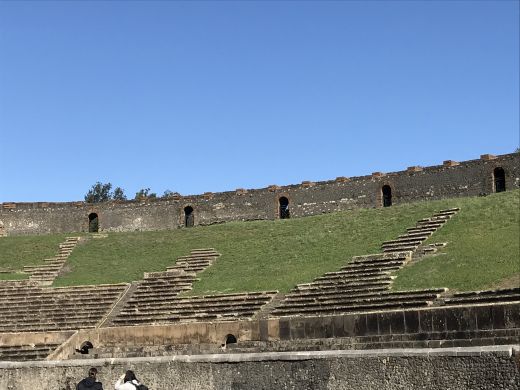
[0,152,519,389]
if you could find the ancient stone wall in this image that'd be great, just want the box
[1,153,518,235]
[1,346,518,389]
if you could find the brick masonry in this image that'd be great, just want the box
[1,153,519,235]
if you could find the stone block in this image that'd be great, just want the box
[419,310,433,333]
[388,311,405,334]
[475,306,493,330]
[290,319,306,339]
[366,313,379,336]
[377,312,391,335]
[504,304,520,328]
[443,160,460,167]
[492,306,506,330]
[431,309,447,333]
[404,311,420,334]
[353,314,368,336]
[279,319,290,340]
[458,307,477,331]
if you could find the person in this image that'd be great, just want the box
[114,370,142,390]
[77,367,103,390]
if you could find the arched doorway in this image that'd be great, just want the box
[184,206,194,227]
[88,213,99,233]
[279,197,290,219]
[225,334,237,345]
[382,185,392,207]
[493,167,506,193]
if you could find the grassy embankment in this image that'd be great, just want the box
[0,233,68,280]
[0,190,518,292]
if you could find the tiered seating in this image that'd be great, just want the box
[23,236,81,285]
[442,288,520,306]
[0,283,128,332]
[107,249,222,326]
[110,291,278,326]
[166,248,220,273]
[0,343,61,361]
[381,208,459,253]
[271,252,446,317]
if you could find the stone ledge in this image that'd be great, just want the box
[0,345,517,368]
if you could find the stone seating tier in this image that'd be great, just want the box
[295,276,394,290]
[282,288,447,304]
[271,290,444,310]
[117,303,271,318]
[293,281,392,294]
[0,343,61,361]
[0,284,127,333]
[443,288,520,305]
[314,269,398,281]
[120,294,278,311]
[111,292,276,326]
[284,285,390,299]
[271,300,433,317]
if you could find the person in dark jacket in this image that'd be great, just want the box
[77,367,103,390]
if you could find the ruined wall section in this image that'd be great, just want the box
[1,153,518,235]
[1,347,519,390]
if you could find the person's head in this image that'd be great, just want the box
[124,370,137,383]
[88,367,97,378]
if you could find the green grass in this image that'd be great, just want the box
[2,191,518,293]
[393,190,520,292]
[0,233,68,271]
[0,273,29,280]
[56,201,444,291]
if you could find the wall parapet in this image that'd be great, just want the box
[1,152,519,235]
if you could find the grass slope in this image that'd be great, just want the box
[56,202,441,292]
[1,191,518,294]
[393,190,520,292]
[0,233,68,271]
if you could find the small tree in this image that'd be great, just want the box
[135,188,157,201]
[162,189,180,199]
[113,187,127,201]
[85,182,113,203]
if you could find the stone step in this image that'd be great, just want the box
[274,293,441,311]
[382,237,425,245]
[270,300,432,317]
[282,288,446,303]
[406,227,438,234]
[383,246,419,253]
[399,232,432,239]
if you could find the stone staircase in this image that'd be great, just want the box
[0,343,62,361]
[0,283,128,333]
[381,208,459,253]
[270,209,460,318]
[24,236,81,285]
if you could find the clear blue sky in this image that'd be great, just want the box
[0,0,518,202]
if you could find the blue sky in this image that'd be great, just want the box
[0,0,518,202]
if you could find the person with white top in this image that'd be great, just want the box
[114,370,141,390]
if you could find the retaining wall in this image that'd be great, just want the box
[1,346,519,389]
